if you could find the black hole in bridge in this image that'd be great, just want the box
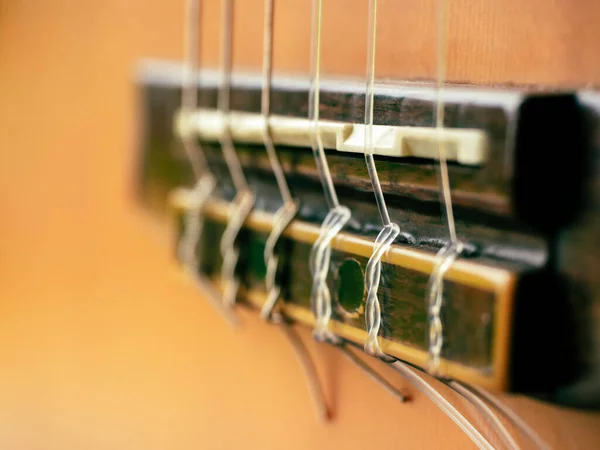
[336,258,365,313]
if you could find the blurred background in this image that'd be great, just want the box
[1,2,599,449]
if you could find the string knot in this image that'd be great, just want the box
[178,175,216,272]
[310,205,351,343]
[364,223,399,361]
[260,200,299,321]
[220,189,255,308]
[427,240,464,376]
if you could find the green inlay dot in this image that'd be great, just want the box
[248,237,267,281]
[336,258,365,313]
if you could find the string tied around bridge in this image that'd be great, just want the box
[217,0,255,310]
[177,0,238,326]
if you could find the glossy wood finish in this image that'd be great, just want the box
[141,65,587,238]
[3,1,600,449]
[196,0,600,87]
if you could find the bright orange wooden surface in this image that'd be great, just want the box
[1,1,599,449]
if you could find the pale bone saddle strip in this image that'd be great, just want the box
[176,108,488,166]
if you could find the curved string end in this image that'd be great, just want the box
[259,288,281,323]
[469,384,551,450]
[341,345,410,403]
[426,240,464,376]
[449,380,520,450]
[280,322,333,423]
[316,400,333,423]
[390,361,494,450]
[185,269,241,328]
[219,191,255,310]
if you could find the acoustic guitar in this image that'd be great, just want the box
[3,0,599,448]
[136,0,600,448]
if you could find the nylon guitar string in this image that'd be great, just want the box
[257,0,329,422]
[362,0,400,362]
[361,2,494,448]
[308,0,351,345]
[432,2,548,447]
[178,0,237,326]
[308,0,407,405]
[217,0,256,310]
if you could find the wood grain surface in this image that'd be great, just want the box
[196,0,600,86]
[1,1,599,449]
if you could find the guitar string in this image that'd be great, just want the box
[180,0,209,180]
[362,0,400,361]
[426,0,464,377]
[433,4,533,448]
[340,346,408,403]
[359,1,500,446]
[278,321,330,421]
[258,0,329,422]
[390,362,494,450]
[217,0,249,193]
[178,0,238,326]
[436,2,589,447]
[217,0,256,309]
[449,381,520,450]
[308,0,339,211]
[179,0,216,281]
[439,1,590,446]
[428,0,501,444]
[307,0,407,404]
[182,1,549,442]
[434,0,456,244]
[308,0,351,344]
[259,0,299,320]
[467,385,551,450]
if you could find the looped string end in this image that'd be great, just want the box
[363,223,399,362]
[310,205,351,343]
[260,200,299,321]
[178,176,216,273]
[427,240,464,376]
[220,189,255,309]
